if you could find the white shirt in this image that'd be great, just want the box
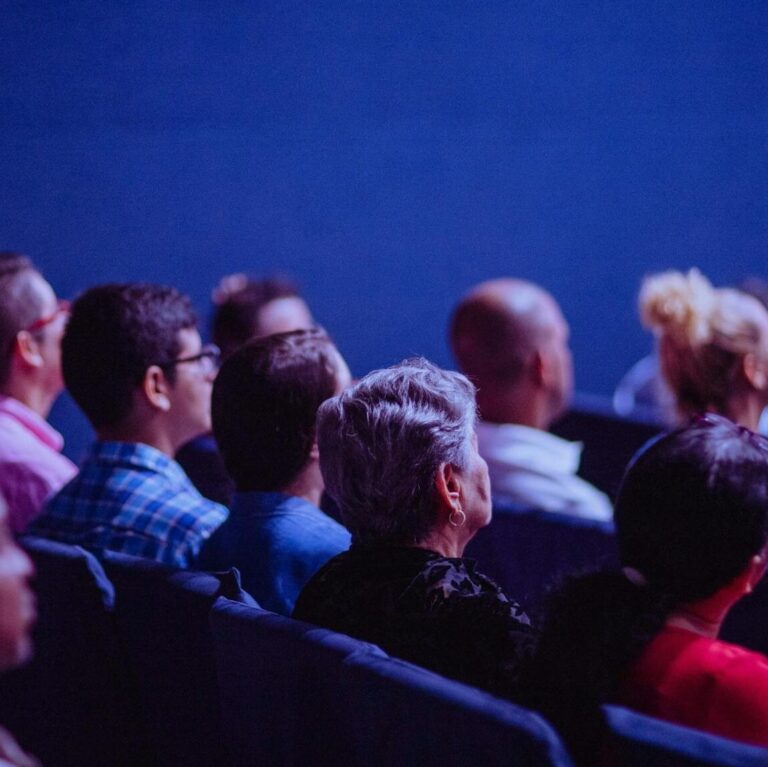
[476,421,613,522]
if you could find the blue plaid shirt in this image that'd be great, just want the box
[31,441,228,569]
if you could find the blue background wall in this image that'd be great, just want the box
[2,2,767,459]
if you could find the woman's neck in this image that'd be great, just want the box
[665,608,721,639]
[415,528,466,558]
[665,586,741,639]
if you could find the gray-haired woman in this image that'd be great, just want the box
[293,358,534,696]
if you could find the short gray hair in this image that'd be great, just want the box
[317,357,477,545]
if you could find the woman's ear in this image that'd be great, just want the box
[434,462,461,515]
[308,441,320,461]
[742,352,768,391]
[141,365,172,412]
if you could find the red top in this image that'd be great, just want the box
[621,626,768,747]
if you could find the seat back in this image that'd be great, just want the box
[0,536,150,767]
[210,598,386,766]
[101,552,255,767]
[340,652,574,767]
[601,705,768,766]
[552,394,662,499]
[211,598,573,767]
[466,503,617,606]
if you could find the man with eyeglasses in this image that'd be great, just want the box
[30,283,227,568]
[0,252,77,533]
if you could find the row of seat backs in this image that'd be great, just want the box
[211,599,768,767]
[210,598,573,767]
[4,535,766,767]
[3,536,572,767]
[0,536,253,767]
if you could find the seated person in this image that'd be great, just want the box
[450,278,611,520]
[177,273,314,505]
[524,414,768,763]
[293,358,534,697]
[0,253,76,533]
[639,268,768,431]
[200,328,351,614]
[0,494,40,766]
[30,284,227,568]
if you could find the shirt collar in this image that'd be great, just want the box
[230,491,321,518]
[88,441,190,484]
[476,420,584,474]
[0,395,64,451]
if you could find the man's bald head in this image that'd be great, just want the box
[450,279,562,384]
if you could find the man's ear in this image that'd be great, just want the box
[141,365,172,412]
[13,331,44,370]
[743,352,768,391]
[531,348,548,388]
[434,462,461,516]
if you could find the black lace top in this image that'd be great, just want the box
[293,544,535,697]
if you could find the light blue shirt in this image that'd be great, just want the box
[199,491,350,615]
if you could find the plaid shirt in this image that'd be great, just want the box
[31,441,228,569]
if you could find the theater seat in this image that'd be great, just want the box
[601,705,768,766]
[210,598,385,766]
[465,503,617,607]
[341,651,574,766]
[210,598,573,767]
[0,536,151,767]
[101,552,256,767]
[552,393,662,499]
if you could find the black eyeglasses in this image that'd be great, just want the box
[156,343,221,373]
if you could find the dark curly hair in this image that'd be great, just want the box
[62,283,198,428]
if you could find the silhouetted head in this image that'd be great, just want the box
[450,278,572,427]
[211,274,313,360]
[212,327,350,493]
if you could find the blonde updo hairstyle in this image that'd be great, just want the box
[640,269,768,420]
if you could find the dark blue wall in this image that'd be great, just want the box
[3,2,767,460]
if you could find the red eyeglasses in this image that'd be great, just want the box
[23,300,70,334]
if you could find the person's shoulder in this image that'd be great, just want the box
[702,641,768,745]
[714,640,768,689]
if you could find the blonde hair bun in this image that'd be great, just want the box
[640,268,716,346]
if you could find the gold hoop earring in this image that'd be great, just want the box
[448,507,466,528]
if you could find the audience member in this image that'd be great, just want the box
[177,273,314,505]
[200,329,351,614]
[0,495,40,766]
[640,269,768,431]
[211,272,313,360]
[30,283,227,568]
[524,414,768,762]
[450,278,612,520]
[0,253,76,533]
[294,358,533,696]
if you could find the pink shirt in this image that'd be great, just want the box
[0,396,77,534]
